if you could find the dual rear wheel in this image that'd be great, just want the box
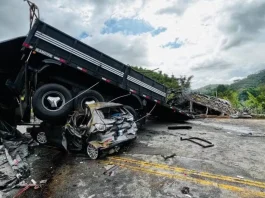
[32,83,139,122]
[32,83,104,121]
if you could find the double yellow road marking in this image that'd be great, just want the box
[109,156,265,188]
[103,156,265,197]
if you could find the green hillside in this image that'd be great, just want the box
[196,70,265,113]
[230,69,265,90]
[197,70,265,94]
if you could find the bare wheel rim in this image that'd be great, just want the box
[42,91,66,112]
[36,132,47,144]
[86,144,98,159]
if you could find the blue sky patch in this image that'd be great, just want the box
[101,18,154,35]
[79,32,90,39]
[151,27,167,36]
[162,39,183,48]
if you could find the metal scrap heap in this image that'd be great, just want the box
[167,90,246,117]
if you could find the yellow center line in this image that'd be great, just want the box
[101,161,265,198]
[108,156,265,189]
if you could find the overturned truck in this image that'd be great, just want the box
[0,18,193,128]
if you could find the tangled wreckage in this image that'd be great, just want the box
[168,90,252,118]
[0,1,252,193]
[29,102,138,159]
[0,3,195,187]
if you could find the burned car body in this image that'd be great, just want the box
[83,102,137,159]
[29,102,138,159]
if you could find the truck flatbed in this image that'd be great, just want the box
[0,19,193,124]
[24,19,167,104]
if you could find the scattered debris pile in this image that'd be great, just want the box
[186,93,237,115]
[0,120,32,191]
[167,90,251,118]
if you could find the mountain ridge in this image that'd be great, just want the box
[195,69,265,94]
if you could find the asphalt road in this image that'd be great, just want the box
[4,118,265,198]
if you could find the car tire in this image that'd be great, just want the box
[31,131,48,145]
[32,83,73,121]
[86,143,99,159]
[74,90,104,110]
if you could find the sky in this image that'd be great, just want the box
[1,0,265,89]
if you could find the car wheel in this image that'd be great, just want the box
[74,90,104,110]
[32,131,48,145]
[86,143,99,159]
[32,83,73,121]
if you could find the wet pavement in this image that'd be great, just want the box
[3,118,265,198]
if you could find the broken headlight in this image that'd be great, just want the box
[95,123,106,131]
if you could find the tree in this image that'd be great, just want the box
[245,92,262,113]
[216,85,228,95]
[178,75,193,90]
[222,90,240,109]
[132,66,180,90]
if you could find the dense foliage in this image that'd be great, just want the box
[132,66,180,89]
[132,66,193,90]
[197,70,265,114]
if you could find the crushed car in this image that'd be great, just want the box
[29,102,138,159]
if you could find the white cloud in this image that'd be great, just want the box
[229,77,244,83]
[81,32,149,66]
[1,0,265,89]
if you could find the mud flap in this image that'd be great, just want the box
[61,132,68,151]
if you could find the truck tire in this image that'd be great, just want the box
[32,83,73,121]
[74,90,104,110]
[124,105,137,120]
[124,105,145,129]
